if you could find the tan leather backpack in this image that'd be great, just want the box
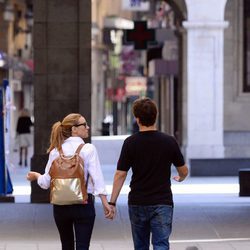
[49,144,88,205]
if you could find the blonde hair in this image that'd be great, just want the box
[47,113,82,153]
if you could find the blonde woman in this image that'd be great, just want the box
[27,113,113,250]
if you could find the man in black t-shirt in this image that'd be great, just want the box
[109,97,188,250]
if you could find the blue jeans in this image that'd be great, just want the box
[53,195,95,250]
[129,205,173,250]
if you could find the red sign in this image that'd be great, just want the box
[125,21,155,50]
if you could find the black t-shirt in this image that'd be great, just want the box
[16,116,33,134]
[117,130,185,206]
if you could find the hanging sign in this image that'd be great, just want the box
[122,0,150,11]
[124,21,155,50]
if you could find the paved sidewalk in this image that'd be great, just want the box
[3,148,250,249]
[0,192,250,250]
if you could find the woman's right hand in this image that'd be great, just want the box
[103,202,115,220]
[26,171,41,181]
[99,195,115,219]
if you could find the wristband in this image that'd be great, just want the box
[108,202,116,206]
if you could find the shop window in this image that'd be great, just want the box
[244,0,250,92]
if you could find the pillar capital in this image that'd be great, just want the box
[183,21,229,30]
[185,0,228,22]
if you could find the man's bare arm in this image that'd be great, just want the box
[110,170,127,204]
[173,165,188,182]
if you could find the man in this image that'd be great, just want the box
[109,97,188,250]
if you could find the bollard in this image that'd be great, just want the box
[239,168,250,197]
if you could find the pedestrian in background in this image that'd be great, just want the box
[16,108,33,167]
[109,97,188,250]
[26,113,113,250]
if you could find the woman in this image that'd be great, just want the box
[27,113,113,250]
[16,108,33,167]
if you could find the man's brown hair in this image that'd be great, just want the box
[132,97,157,126]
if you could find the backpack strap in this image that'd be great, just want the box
[75,143,89,188]
[75,143,84,154]
[58,147,64,156]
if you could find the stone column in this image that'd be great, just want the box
[31,0,91,202]
[183,0,228,160]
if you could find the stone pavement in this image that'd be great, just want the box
[2,145,250,249]
[1,191,250,250]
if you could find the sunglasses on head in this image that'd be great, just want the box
[74,122,88,128]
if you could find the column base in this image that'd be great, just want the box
[30,154,50,203]
[190,158,250,176]
[0,195,15,203]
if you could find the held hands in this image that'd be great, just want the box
[26,171,41,181]
[108,203,116,220]
[102,201,116,220]
[100,195,116,220]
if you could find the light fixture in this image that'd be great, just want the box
[3,4,14,22]
[0,53,5,68]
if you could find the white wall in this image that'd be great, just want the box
[92,135,129,165]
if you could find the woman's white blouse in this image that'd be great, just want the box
[37,137,107,196]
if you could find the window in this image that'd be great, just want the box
[244,0,250,92]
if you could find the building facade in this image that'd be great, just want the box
[1,0,248,200]
[91,0,250,175]
[0,0,33,138]
[165,0,250,162]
